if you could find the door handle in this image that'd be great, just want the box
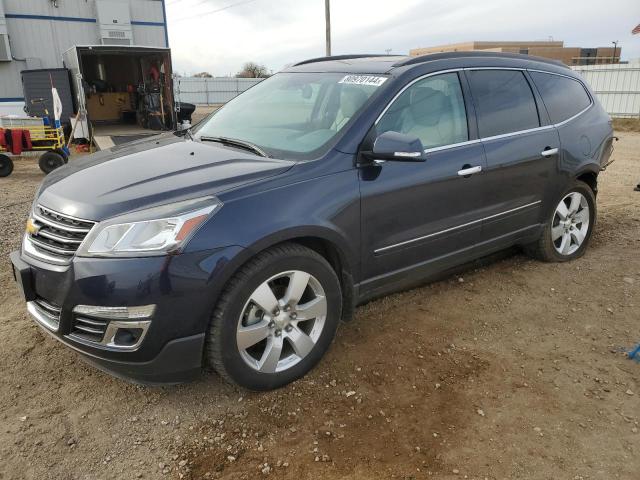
[541,147,559,157]
[457,165,482,177]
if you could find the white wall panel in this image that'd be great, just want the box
[130,1,165,23]
[572,63,640,118]
[132,25,166,47]
[176,77,263,105]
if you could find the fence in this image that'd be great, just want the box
[572,62,640,118]
[175,77,263,105]
[175,67,640,118]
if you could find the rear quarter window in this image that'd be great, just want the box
[529,71,592,124]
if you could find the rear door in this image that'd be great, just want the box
[527,70,596,202]
[465,69,561,245]
[358,71,487,291]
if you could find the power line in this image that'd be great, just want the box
[170,0,260,23]
[166,0,215,7]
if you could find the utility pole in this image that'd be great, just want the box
[325,0,331,56]
[611,40,618,64]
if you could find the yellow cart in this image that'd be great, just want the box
[0,122,68,177]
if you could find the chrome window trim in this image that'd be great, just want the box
[473,124,556,143]
[553,102,593,127]
[374,68,465,126]
[527,68,581,80]
[423,138,481,153]
[373,66,593,156]
[374,200,542,254]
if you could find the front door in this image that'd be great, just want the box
[359,72,487,294]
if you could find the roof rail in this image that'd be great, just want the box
[293,54,392,67]
[394,51,569,69]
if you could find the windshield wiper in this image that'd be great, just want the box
[199,136,270,158]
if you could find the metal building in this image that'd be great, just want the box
[0,0,168,115]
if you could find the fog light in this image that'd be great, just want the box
[70,304,155,351]
[114,328,144,347]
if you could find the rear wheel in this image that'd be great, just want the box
[38,151,65,174]
[525,180,596,262]
[207,243,342,390]
[0,154,13,177]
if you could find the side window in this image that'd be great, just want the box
[529,71,591,124]
[467,70,540,138]
[377,73,468,149]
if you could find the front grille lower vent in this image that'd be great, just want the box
[27,205,95,264]
[71,316,109,343]
[33,297,62,330]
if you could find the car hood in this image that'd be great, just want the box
[37,134,295,221]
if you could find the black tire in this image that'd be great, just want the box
[0,154,14,177]
[38,151,65,174]
[53,148,69,164]
[207,243,342,390]
[525,180,596,262]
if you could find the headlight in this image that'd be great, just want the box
[77,196,222,257]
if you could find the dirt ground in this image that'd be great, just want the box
[0,133,639,480]
[612,118,640,133]
[191,105,221,125]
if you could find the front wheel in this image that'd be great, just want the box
[525,180,596,262]
[207,243,342,390]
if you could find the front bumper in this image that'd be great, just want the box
[9,245,245,384]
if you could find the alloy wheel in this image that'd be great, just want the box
[551,191,590,256]
[236,270,327,373]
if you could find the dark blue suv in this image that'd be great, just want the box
[10,52,614,389]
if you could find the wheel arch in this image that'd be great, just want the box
[575,168,599,195]
[211,226,358,323]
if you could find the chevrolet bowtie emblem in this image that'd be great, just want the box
[26,218,40,236]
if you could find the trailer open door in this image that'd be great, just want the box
[62,45,175,148]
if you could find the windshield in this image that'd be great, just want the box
[193,72,388,159]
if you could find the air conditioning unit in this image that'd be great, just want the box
[95,0,132,46]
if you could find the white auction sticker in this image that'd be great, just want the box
[338,75,388,87]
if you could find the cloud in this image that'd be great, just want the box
[165,0,640,76]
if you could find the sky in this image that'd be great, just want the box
[164,0,640,76]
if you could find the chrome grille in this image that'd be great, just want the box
[32,298,62,330]
[26,205,95,264]
[71,316,108,343]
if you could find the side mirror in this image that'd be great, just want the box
[370,131,426,162]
